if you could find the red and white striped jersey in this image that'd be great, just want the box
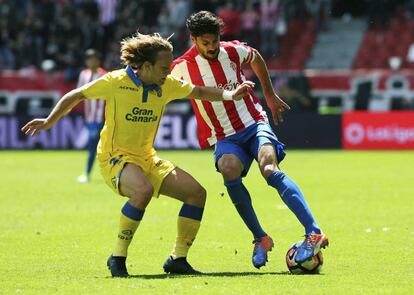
[77,68,106,123]
[171,41,268,149]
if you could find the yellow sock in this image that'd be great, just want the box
[171,216,201,258]
[113,213,140,257]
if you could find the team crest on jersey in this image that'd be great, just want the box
[230,61,238,73]
[111,176,117,189]
[156,88,162,97]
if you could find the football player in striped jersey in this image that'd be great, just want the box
[76,49,106,183]
[171,11,329,268]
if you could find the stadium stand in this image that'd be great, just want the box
[307,18,365,69]
[1,0,414,117]
[353,3,414,69]
[267,19,317,70]
[0,0,324,74]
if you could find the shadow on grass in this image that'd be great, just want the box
[124,271,290,279]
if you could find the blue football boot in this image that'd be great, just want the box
[252,235,274,269]
[295,232,329,263]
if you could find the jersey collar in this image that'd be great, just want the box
[126,66,161,102]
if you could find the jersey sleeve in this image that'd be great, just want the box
[163,75,194,102]
[232,41,256,65]
[80,73,112,100]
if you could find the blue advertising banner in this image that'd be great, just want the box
[0,114,201,150]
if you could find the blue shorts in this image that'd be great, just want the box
[214,122,286,177]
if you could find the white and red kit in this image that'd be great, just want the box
[77,68,106,123]
[171,41,268,149]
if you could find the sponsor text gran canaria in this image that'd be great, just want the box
[126,107,158,122]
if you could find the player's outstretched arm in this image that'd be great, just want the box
[21,88,86,136]
[190,81,255,102]
[250,49,290,125]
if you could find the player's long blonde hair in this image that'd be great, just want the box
[120,32,173,68]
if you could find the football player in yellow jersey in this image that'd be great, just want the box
[22,32,254,277]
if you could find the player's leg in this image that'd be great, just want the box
[85,123,102,177]
[256,141,328,262]
[218,154,267,239]
[216,141,273,269]
[107,163,153,277]
[258,143,320,233]
[86,124,101,178]
[77,123,101,183]
[159,167,206,274]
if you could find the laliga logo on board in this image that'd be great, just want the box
[344,123,365,145]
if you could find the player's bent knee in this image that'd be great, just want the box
[139,183,154,199]
[187,184,206,207]
[128,184,153,208]
[218,156,242,180]
[260,163,278,179]
[196,185,207,206]
[220,169,241,180]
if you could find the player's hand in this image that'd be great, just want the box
[21,118,51,136]
[232,81,255,101]
[266,93,290,125]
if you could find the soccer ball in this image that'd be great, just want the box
[286,241,323,274]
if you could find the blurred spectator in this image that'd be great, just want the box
[103,41,121,70]
[240,0,260,48]
[387,56,413,110]
[167,0,189,30]
[406,0,414,18]
[167,0,190,55]
[284,0,308,20]
[217,0,241,40]
[14,0,29,22]
[157,3,174,38]
[97,0,119,53]
[260,0,280,58]
[79,12,102,51]
[275,3,287,40]
[0,0,345,72]
[407,43,414,64]
[0,19,15,69]
[306,0,331,30]
[76,48,106,184]
[81,0,99,20]
[60,37,83,82]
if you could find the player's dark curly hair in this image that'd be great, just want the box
[186,11,224,37]
[120,32,173,68]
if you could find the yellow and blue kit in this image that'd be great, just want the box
[80,66,194,196]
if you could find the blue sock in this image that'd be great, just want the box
[267,171,320,235]
[121,202,145,221]
[179,203,204,221]
[225,178,266,239]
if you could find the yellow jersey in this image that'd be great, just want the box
[81,67,194,159]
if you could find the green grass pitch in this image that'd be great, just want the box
[1,150,413,294]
